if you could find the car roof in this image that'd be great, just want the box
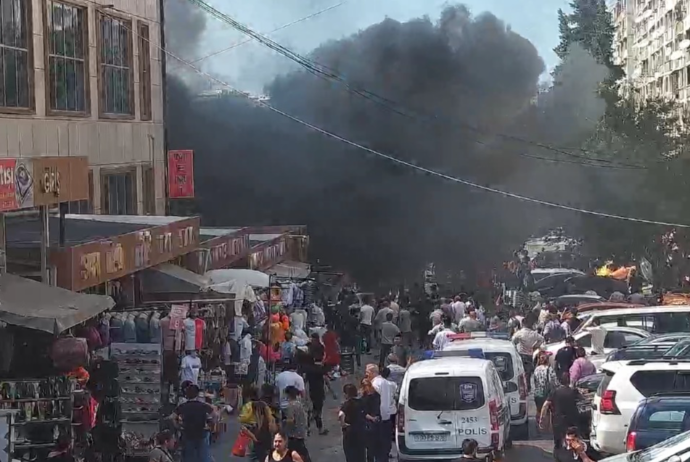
[576,302,643,312]
[532,268,584,274]
[576,326,648,336]
[558,294,605,300]
[643,333,690,343]
[586,305,690,316]
[407,357,493,377]
[602,360,690,374]
[443,338,515,351]
[644,394,690,404]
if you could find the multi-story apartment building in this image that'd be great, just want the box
[0,0,165,215]
[611,0,690,102]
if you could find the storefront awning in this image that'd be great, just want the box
[266,261,311,278]
[0,273,114,334]
[140,263,213,294]
[205,269,270,288]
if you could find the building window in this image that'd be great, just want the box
[45,1,88,113]
[68,170,93,213]
[0,0,32,110]
[98,13,133,116]
[142,164,155,215]
[138,22,151,121]
[101,168,137,215]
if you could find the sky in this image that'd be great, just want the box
[195,0,571,93]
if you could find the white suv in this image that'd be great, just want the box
[591,359,690,455]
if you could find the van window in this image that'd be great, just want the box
[485,353,514,381]
[576,335,592,348]
[408,377,485,411]
[592,313,690,333]
[630,371,690,397]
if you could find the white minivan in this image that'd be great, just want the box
[396,356,511,461]
[435,332,529,439]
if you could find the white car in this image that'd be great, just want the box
[591,359,690,455]
[599,429,690,462]
[573,305,690,335]
[543,326,650,359]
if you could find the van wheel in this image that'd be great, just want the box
[511,422,529,441]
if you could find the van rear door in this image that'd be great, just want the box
[404,375,469,452]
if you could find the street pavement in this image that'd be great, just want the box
[215,353,557,462]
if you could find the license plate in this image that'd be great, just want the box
[412,433,449,442]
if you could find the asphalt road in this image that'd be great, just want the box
[216,353,557,462]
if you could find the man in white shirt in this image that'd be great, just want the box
[180,350,202,385]
[432,316,457,350]
[275,362,305,411]
[374,301,394,345]
[359,298,375,354]
[367,364,396,459]
[451,296,466,323]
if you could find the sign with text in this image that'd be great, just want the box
[51,217,201,291]
[249,237,287,271]
[167,150,195,199]
[169,304,189,330]
[187,232,250,273]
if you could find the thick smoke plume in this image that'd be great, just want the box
[166,4,611,286]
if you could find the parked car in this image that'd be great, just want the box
[591,359,690,455]
[598,429,690,462]
[636,333,690,346]
[574,306,690,335]
[626,394,690,452]
[544,326,650,359]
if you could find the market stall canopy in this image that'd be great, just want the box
[266,261,311,279]
[0,273,114,334]
[205,269,270,288]
[140,263,213,294]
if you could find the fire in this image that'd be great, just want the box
[596,261,636,280]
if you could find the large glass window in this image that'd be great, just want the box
[99,13,133,115]
[0,0,31,109]
[101,169,137,215]
[46,1,87,112]
[138,22,151,121]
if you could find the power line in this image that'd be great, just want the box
[92,2,690,227]
[177,1,348,67]
[185,0,653,171]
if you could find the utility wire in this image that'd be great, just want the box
[91,1,690,227]
[185,0,652,170]
[174,1,348,67]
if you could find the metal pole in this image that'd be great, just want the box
[40,206,50,284]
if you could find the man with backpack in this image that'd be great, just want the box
[543,308,565,343]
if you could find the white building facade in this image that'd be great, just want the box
[612,0,690,102]
[0,0,165,215]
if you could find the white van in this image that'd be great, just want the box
[396,356,511,461]
[573,305,690,335]
[435,332,529,439]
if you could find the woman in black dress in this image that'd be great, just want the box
[360,378,382,462]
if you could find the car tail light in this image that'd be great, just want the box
[518,374,527,400]
[491,432,499,448]
[489,400,499,431]
[600,390,620,415]
[626,432,637,452]
[397,404,405,433]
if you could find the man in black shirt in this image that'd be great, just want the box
[539,373,582,451]
[554,427,596,462]
[555,336,577,378]
[173,385,214,462]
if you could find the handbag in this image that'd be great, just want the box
[231,429,252,457]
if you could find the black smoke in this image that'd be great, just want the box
[167,4,610,286]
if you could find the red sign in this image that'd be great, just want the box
[168,150,195,198]
[0,159,17,211]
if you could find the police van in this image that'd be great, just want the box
[435,332,529,439]
[396,356,511,461]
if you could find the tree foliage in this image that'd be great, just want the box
[552,0,690,264]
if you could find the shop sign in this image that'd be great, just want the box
[0,157,88,212]
[249,237,287,270]
[169,304,189,330]
[168,150,195,199]
[53,217,200,291]
[191,233,249,272]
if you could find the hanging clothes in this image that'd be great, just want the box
[183,317,196,351]
[98,315,111,347]
[149,313,162,345]
[194,317,206,351]
[109,314,124,343]
[136,313,150,343]
[123,315,137,343]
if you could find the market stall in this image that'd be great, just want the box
[0,274,115,462]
